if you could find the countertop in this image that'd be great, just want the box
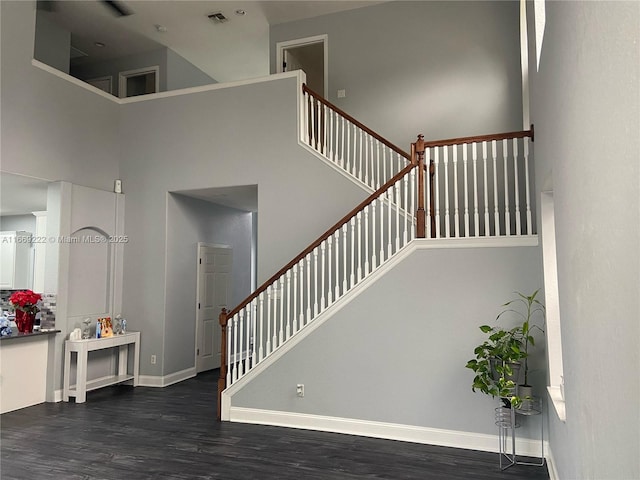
[0,329,61,341]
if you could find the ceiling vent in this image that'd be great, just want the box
[208,12,228,24]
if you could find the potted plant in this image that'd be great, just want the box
[496,289,545,409]
[466,289,545,408]
[9,289,42,333]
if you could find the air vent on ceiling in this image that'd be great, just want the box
[208,12,228,24]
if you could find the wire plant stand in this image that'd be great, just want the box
[495,396,545,470]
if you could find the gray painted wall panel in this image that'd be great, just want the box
[118,77,368,376]
[166,48,217,91]
[530,1,640,479]
[271,1,522,147]
[231,245,544,438]
[34,11,70,74]
[1,1,120,191]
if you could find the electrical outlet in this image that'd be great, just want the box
[337,89,346,98]
[151,354,157,365]
[296,384,304,397]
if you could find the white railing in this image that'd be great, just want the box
[302,85,411,191]
[416,131,534,238]
[224,164,417,387]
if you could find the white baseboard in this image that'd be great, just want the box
[138,367,196,388]
[229,407,549,459]
[546,445,560,480]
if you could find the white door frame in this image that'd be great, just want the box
[195,242,231,372]
[118,65,160,98]
[276,34,328,97]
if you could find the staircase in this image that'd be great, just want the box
[217,84,535,419]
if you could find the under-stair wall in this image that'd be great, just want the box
[225,241,545,453]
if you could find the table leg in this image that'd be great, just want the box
[63,347,71,402]
[75,345,88,403]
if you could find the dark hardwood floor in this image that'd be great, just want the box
[1,370,549,479]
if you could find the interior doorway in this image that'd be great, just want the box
[277,35,328,97]
[196,244,232,373]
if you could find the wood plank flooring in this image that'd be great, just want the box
[1,370,549,479]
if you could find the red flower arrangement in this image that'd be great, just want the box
[9,290,42,315]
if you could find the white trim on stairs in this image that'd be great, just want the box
[229,406,550,460]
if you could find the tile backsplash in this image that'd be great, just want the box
[1,290,56,329]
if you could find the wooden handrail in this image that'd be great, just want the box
[303,84,412,161]
[226,163,416,319]
[421,125,534,148]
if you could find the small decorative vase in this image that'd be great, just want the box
[15,310,35,333]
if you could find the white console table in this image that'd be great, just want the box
[63,332,140,403]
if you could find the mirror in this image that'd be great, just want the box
[0,172,50,292]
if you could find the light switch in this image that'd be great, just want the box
[337,89,346,98]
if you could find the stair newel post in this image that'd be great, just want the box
[414,135,426,238]
[217,308,228,420]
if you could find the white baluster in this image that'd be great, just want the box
[492,140,500,236]
[453,145,460,238]
[357,212,363,282]
[426,149,432,239]
[286,271,291,339]
[387,186,393,257]
[302,91,308,145]
[472,143,479,237]
[334,231,340,300]
[321,242,327,312]
[371,200,377,269]
[376,141,381,189]
[395,181,401,251]
[513,138,522,235]
[363,134,369,185]
[462,144,469,238]
[305,255,311,326]
[364,207,370,275]
[278,277,284,345]
[434,148,441,238]
[298,260,305,333]
[327,236,333,305]
[403,173,409,245]
[410,167,416,240]
[358,129,363,181]
[313,248,319,316]
[382,149,387,188]
[237,310,244,378]
[340,117,346,168]
[251,300,257,367]
[350,217,356,288]
[328,108,334,161]
[323,104,328,156]
[503,139,511,236]
[482,142,490,236]
[258,292,264,362]
[342,224,348,292]
[379,196,385,263]
[443,146,450,238]
[226,317,233,385]
[266,286,272,356]
[310,98,316,150]
[524,140,532,234]
[346,122,352,174]
[292,264,298,334]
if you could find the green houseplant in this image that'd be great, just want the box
[466,289,545,407]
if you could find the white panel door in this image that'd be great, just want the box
[196,245,232,372]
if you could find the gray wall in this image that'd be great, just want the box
[271,1,523,148]
[232,245,544,439]
[166,48,217,91]
[529,1,640,479]
[0,214,36,233]
[71,48,168,98]
[1,1,120,190]
[34,10,70,74]
[164,194,252,375]
[118,76,369,377]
